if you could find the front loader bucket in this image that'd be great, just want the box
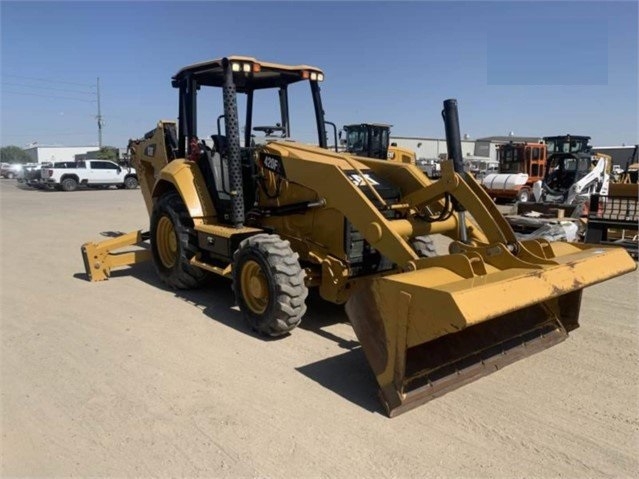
[345,242,635,417]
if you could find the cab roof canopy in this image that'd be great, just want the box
[346,123,393,128]
[171,55,324,93]
[543,135,591,141]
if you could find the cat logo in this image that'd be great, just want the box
[348,173,380,187]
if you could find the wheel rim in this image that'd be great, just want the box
[156,216,178,268]
[240,260,269,314]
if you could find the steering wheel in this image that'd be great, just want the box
[253,126,286,136]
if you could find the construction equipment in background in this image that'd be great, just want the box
[342,123,416,165]
[585,159,638,258]
[415,157,442,179]
[617,145,639,184]
[343,123,390,159]
[505,135,612,239]
[533,135,611,205]
[81,56,636,417]
[481,142,546,203]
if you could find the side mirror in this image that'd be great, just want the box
[117,167,122,173]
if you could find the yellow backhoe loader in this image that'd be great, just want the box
[81,56,636,417]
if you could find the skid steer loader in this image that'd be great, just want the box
[81,56,636,417]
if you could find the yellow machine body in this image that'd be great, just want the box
[387,144,416,164]
[81,57,636,416]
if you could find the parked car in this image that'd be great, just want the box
[416,157,442,179]
[19,163,46,186]
[1,163,24,179]
[42,159,138,191]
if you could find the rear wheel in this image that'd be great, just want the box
[61,177,78,192]
[124,176,138,189]
[232,234,307,336]
[517,188,531,203]
[150,191,209,289]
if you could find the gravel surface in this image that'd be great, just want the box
[1,180,637,478]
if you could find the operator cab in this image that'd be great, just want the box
[498,142,546,178]
[171,56,328,227]
[543,135,593,196]
[544,135,591,155]
[343,123,391,160]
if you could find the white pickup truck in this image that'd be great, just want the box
[42,159,138,191]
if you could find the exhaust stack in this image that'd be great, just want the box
[442,99,469,243]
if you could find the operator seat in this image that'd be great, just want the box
[210,135,230,200]
[197,139,232,222]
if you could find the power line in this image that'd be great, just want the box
[2,74,95,89]
[2,90,96,103]
[1,82,95,95]
[3,132,97,137]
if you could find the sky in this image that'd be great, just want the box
[1,0,637,149]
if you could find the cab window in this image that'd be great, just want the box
[532,148,540,160]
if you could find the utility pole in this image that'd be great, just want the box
[96,77,104,148]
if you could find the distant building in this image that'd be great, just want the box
[592,145,638,169]
[390,136,475,160]
[390,134,543,162]
[24,146,100,164]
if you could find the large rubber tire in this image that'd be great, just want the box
[517,187,531,203]
[123,176,138,189]
[150,191,209,289]
[413,235,437,257]
[61,177,78,192]
[232,234,308,336]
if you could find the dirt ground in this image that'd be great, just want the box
[1,179,637,478]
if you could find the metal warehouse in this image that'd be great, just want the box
[24,146,100,164]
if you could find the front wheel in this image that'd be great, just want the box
[150,191,209,289]
[232,234,308,336]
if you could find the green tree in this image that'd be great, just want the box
[96,146,119,161]
[0,146,32,164]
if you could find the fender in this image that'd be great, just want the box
[153,159,216,219]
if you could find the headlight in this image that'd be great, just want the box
[242,63,251,73]
[231,62,241,72]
